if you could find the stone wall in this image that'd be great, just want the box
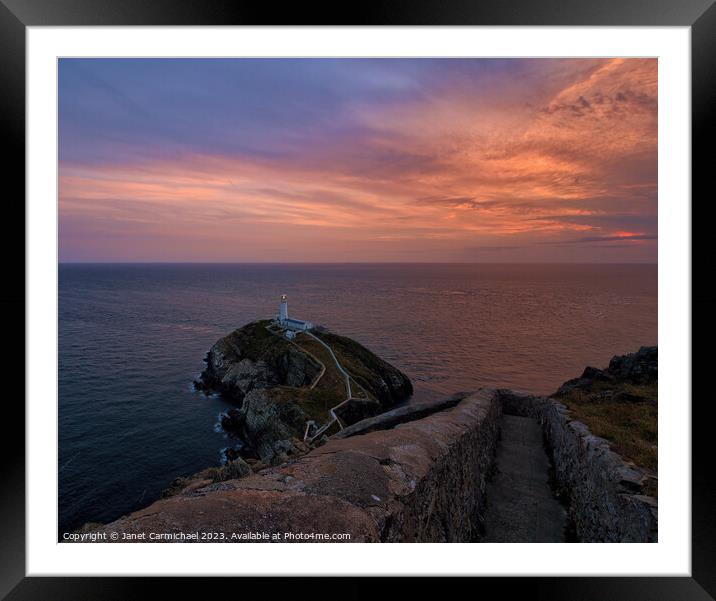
[92,389,502,542]
[498,390,658,542]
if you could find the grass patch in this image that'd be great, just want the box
[269,385,341,423]
[293,334,349,397]
[555,382,657,475]
[311,331,383,400]
[222,320,289,361]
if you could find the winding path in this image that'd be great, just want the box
[303,331,359,440]
[305,332,352,398]
[266,323,366,441]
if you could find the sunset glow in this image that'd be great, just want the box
[59,58,657,262]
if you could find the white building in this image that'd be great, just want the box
[276,294,313,331]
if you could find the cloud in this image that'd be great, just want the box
[542,233,657,245]
[572,233,657,243]
[59,58,657,262]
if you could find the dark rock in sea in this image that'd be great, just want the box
[197,319,413,464]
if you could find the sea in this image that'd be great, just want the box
[58,263,657,534]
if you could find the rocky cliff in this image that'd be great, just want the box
[195,320,413,464]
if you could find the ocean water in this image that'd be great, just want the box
[59,263,657,533]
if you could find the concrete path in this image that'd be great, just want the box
[303,331,369,441]
[482,414,567,542]
[306,331,352,398]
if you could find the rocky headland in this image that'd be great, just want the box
[194,320,413,465]
[78,338,658,543]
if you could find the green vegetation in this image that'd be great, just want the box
[222,319,287,361]
[555,380,658,475]
[269,385,340,423]
[293,335,348,395]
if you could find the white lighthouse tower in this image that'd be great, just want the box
[279,294,289,321]
[275,294,313,332]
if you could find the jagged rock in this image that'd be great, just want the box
[196,321,322,399]
[556,347,657,396]
[225,389,306,464]
[160,458,253,499]
[581,366,613,381]
[607,346,657,384]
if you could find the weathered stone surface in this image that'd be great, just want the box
[161,458,254,498]
[498,390,657,542]
[89,389,501,542]
[332,392,469,439]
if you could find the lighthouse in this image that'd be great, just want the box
[275,294,313,332]
[279,294,289,321]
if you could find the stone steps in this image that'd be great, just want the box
[481,414,568,542]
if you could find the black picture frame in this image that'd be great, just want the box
[2,0,713,598]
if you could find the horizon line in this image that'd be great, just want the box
[58,261,658,266]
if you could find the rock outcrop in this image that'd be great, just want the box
[195,320,322,399]
[607,345,657,384]
[86,390,502,543]
[556,345,657,395]
[195,320,413,464]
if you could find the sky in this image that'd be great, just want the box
[58,58,657,263]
